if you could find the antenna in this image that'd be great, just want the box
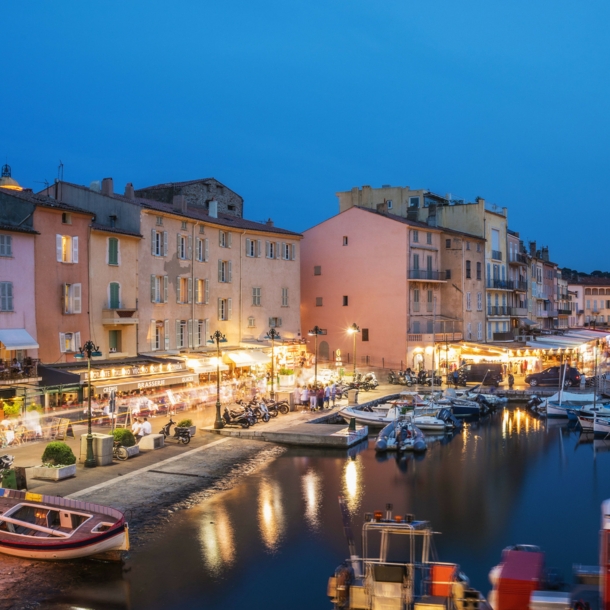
[34,180,50,190]
[57,160,64,182]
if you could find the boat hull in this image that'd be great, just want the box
[594,418,610,437]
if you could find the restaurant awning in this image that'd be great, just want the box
[247,351,271,365]
[225,350,270,367]
[92,370,198,394]
[0,329,39,350]
[189,359,229,374]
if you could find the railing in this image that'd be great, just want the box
[487,279,513,290]
[493,331,514,341]
[538,311,549,318]
[509,253,527,265]
[491,250,502,261]
[488,306,509,316]
[545,309,559,317]
[0,359,40,384]
[102,308,139,325]
[557,308,572,315]
[407,333,464,343]
[509,307,528,316]
[514,280,528,291]
[408,270,446,281]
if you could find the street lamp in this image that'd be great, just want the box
[347,323,360,377]
[76,340,102,468]
[207,330,228,429]
[265,328,281,400]
[308,326,325,386]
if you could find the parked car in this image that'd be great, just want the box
[525,365,581,388]
[455,362,503,386]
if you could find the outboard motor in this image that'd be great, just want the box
[527,395,543,412]
[438,408,462,429]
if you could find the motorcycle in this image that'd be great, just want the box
[388,370,400,384]
[0,455,14,471]
[361,372,378,388]
[251,401,271,423]
[159,418,191,444]
[223,406,251,428]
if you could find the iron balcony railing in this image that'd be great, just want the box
[0,359,39,383]
[557,308,572,315]
[487,279,514,290]
[487,306,509,316]
[514,280,528,291]
[509,307,528,316]
[493,331,515,341]
[491,250,503,261]
[408,270,446,281]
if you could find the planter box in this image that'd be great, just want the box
[278,374,295,388]
[124,444,140,458]
[177,426,196,437]
[28,464,76,482]
[79,433,113,466]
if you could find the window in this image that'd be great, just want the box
[219,231,232,248]
[413,253,420,270]
[176,320,187,348]
[108,330,122,353]
[343,295,348,306]
[63,283,82,314]
[177,234,191,260]
[61,213,72,225]
[476,243,481,252]
[466,241,470,251]
[196,237,209,262]
[362,328,369,341]
[248,316,256,328]
[108,282,120,309]
[426,232,432,245]
[269,317,282,328]
[196,319,209,347]
[176,277,192,304]
[246,238,261,258]
[0,282,13,311]
[199,225,205,234]
[195,279,209,304]
[316,297,323,307]
[409,197,420,208]
[343,236,349,246]
[477,322,483,341]
[412,321,421,333]
[427,290,433,312]
[56,235,78,263]
[108,237,119,265]
[0,235,12,257]
[477,292,482,311]
[59,331,81,353]
[151,229,167,257]
[282,288,289,307]
[476,261,482,281]
[467,323,472,340]
[266,241,277,258]
[413,288,420,312]
[252,287,261,306]
[465,260,471,279]
[314,265,321,276]
[466,292,471,311]
[387,200,393,209]
[282,242,292,259]
[445,269,451,280]
[181,221,187,230]
[218,298,232,321]
[150,320,168,351]
[412,230,419,243]
[445,239,451,248]
[151,275,168,303]
[218,260,232,283]
[156,216,163,226]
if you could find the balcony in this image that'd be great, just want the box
[509,307,528,317]
[546,309,559,317]
[491,250,503,261]
[538,311,549,318]
[0,359,40,385]
[102,307,139,325]
[487,279,513,290]
[407,270,446,281]
[492,331,515,341]
[487,306,510,316]
[514,280,528,292]
[407,332,464,343]
[557,308,571,315]
[508,253,527,265]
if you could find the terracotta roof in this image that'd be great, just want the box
[0,223,39,235]
[90,223,143,238]
[1,187,94,215]
[136,177,216,190]
[568,277,610,286]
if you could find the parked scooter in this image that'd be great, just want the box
[0,455,14,471]
[251,401,271,423]
[223,406,251,428]
[159,418,191,445]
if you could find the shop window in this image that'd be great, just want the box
[362,328,369,341]
[109,330,122,353]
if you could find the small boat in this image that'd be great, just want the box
[412,407,461,431]
[594,417,610,438]
[437,396,481,417]
[339,405,409,427]
[578,414,595,431]
[0,488,129,560]
[543,391,604,418]
[374,418,427,453]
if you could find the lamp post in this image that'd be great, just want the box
[208,330,228,429]
[347,323,360,377]
[308,326,325,387]
[77,340,102,468]
[265,328,281,400]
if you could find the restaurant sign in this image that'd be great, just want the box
[96,373,197,394]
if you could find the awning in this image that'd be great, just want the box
[92,370,198,394]
[0,329,39,350]
[188,359,229,374]
[521,319,539,327]
[226,350,271,367]
[247,351,271,365]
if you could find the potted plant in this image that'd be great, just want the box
[112,428,140,457]
[278,368,295,387]
[176,418,196,437]
[29,441,77,481]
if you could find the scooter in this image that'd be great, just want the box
[0,455,14,471]
[159,418,191,444]
[223,406,251,428]
[251,401,271,423]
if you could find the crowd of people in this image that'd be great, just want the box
[296,382,338,411]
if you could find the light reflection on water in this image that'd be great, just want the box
[342,458,363,514]
[258,478,285,552]
[301,469,322,529]
[198,500,235,575]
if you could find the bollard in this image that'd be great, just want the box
[348,417,356,432]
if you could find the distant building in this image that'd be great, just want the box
[568,278,610,329]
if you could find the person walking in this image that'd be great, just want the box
[324,383,331,409]
[330,382,337,407]
[316,386,324,410]
[452,369,459,389]
[508,373,515,389]
[309,385,317,412]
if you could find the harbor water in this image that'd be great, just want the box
[41,405,610,609]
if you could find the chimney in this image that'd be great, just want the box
[124,182,135,200]
[209,200,218,218]
[541,246,549,262]
[529,241,537,256]
[101,177,114,196]
[376,202,388,214]
[173,195,187,213]
[266,218,274,227]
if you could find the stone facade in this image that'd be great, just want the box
[135,178,244,219]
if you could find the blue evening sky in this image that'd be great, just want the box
[2,1,608,270]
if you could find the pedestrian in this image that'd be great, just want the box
[301,385,309,407]
[316,385,324,410]
[324,383,330,408]
[508,373,515,389]
[452,369,459,389]
[330,382,337,407]
[309,386,317,411]
[132,417,142,441]
[140,417,152,438]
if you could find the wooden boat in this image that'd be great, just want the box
[0,488,129,560]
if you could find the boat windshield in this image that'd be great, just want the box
[0,503,90,538]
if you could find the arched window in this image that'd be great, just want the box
[592,288,599,295]
[585,288,592,295]
[109,282,121,309]
[318,340,330,362]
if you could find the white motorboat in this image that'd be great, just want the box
[594,416,610,438]
[411,407,458,431]
[545,391,609,418]
[339,405,409,427]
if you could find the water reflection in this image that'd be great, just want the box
[301,469,322,529]
[198,500,235,575]
[502,407,540,438]
[258,479,285,551]
[343,457,363,514]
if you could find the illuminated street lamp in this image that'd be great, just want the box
[208,330,228,429]
[75,340,102,468]
[265,328,281,400]
[347,323,360,377]
[308,326,325,387]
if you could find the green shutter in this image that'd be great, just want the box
[108,238,119,265]
[109,283,120,309]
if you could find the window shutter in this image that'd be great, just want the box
[257,240,262,257]
[150,320,156,351]
[73,283,82,313]
[266,241,270,257]
[59,333,66,353]
[152,229,157,255]
[162,231,167,256]
[188,235,193,260]
[188,277,193,303]
[163,276,168,303]
[56,235,63,261]
[176,277,181,303]
[218,260,223,282]
[188,319,193,348]
[205,238,209,261]
[246,238,251,256]
[205,279,209,304]
[6,283,13,311]
[218,298,222,320]
[278,317,282,327]
[195,279,200,303]
[281,242,286,259]
[219,231,223,246]
[164,320,170,349]
[228,232,232,248]
[176,320,181,347]
[177,234,181,257]
[72,236,78,263]
[228,298,232,320]
[151,275,156,302]
[75,332,81,351]
[228,260,232,283]
[269,317,273,327]
[276,242,280,259]
[291,244,296,260]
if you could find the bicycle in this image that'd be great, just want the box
[113,440,129,461]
